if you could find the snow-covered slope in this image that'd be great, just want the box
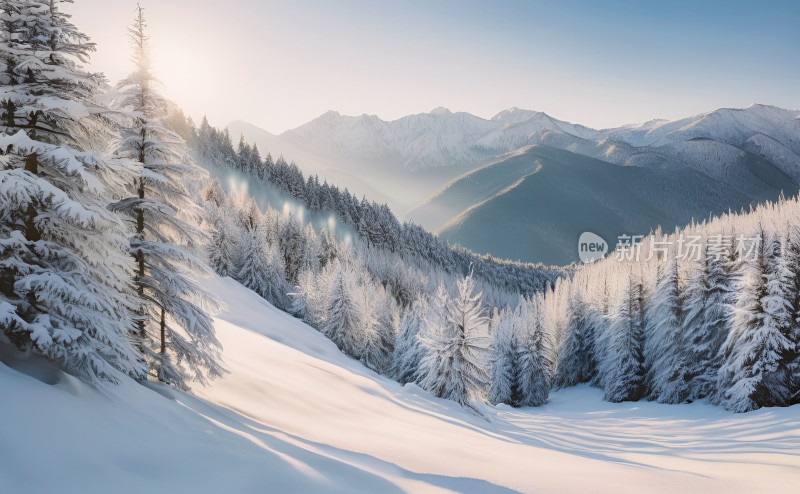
[3,275,799,493]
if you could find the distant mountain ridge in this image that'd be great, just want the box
[230,104,800,264]
[234,104,799,187]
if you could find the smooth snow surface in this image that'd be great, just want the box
[2,275,799,493]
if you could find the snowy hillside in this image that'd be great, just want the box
[3,274,799,494]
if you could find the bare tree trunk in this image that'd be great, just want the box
[23,152,40,242]
[134,76,150,369]
[135,137,146,341]
[160,305,166,355]
[157,305,166,383]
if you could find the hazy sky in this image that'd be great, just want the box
[69,0,799,134]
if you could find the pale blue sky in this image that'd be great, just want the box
[69,0,799,133]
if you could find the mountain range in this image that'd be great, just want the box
[230,104,800,264]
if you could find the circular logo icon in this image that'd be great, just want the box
[578,232,608,263]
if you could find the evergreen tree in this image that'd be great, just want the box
[109,6,222,388]
[319,226,337,267]
[488,307,518,405]
[262,242,291,310]
[300,223,322,273]
[683,241,735,400]
[361,287,396,374]
[761,233,795,402]
[0,0,144,382]
[515,295,553,407]
[554,287,595,388]
[783,228,800,404]
[291,266,330,328]
[590,277,612,389]
[718,232,792,411]
[391,299,425,384]
[207,207,238,277]
[417,274,490,409]
[236,222,289,309]
[414,282,451,388]
[644,257,690,403]
[279,214,305,284]
[322,261,365,359]
[601,271,646,402]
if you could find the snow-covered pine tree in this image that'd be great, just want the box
[391,299,425,384]
[761,232,795,402]
[259,202,281,247]
[414,282,450,389]
[207,206,238,277]
[319,226,337,267]
[300,223,321,273]
[290,267,311,319]
[108,6,222,388]
[683,239,735,401]
[236,134,252,173]
[515,294,553,407]
[279,214,305,284]
[718,231,792,411]
[360,285,396,374]
[644,256,690,403]
[601,271,646,402]
[322,261,366,359]
[291,266,330,328]
[590,276,612,389]
[554,286,593,388]
[417,274,491,408]
[227,195,255,267]
[582,303,603,382]
[236,220,289,309]
[0,0,144,382]
[488,306,518,405]
[376,289,398,348]
[783,227,800,404]
[263,242,292,310]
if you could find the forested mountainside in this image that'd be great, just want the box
[235,104,800,264]
[189,118,564,297]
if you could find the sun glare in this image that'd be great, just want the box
[150,32,216,122]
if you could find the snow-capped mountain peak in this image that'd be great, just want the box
[430,106,452,116]
[491,107,540,125]
[239,103,800,217]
